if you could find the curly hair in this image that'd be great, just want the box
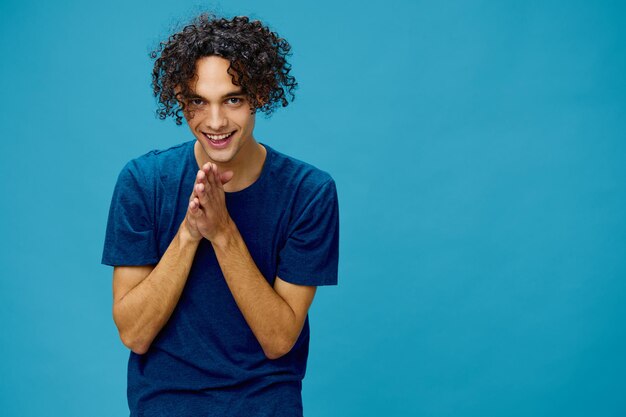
[150,13,298,125]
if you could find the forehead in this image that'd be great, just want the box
[190,56,242,97]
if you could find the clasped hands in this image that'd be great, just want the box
[184,162,235,244]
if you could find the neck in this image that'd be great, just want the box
[194,139,267,192]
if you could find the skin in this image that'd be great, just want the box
[112,56,317,359]
[185,55,266,192]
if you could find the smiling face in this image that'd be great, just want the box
[181,56,258,169]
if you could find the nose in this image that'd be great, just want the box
[203,105,228,131]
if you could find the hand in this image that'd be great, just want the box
[184,162,234,242]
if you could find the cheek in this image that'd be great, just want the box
[183,113,197,128]
[183,115,192,124]
[242,114,256,130]
[233,106,255,126]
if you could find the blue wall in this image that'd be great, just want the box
[1,1,624,416]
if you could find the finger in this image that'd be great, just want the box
[207,163,218,191]
[195,182,211,206]
[189,171,205,202]
[195,169,211,200]
[201,163,212,181]
[212,164,226,191]
[189,197,204,216]
[196,169,208,185]
[189,197,198,212]
[201,167,213,192]
[190,181,199,202]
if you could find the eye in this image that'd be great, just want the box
[189,98,204,106]
[226,97,242,105]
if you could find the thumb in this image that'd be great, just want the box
[219,170,234,185]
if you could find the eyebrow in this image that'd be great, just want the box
[186,90,245,100]
[224,90,245,98]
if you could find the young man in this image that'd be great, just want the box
[101,14,339,417]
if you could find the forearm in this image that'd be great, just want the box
[113,222,200,354]
[212,223,298,359]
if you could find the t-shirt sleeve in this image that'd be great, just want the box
[277,179,339,286]
[101,160,159,266]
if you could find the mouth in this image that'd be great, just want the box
[203,131,236,148]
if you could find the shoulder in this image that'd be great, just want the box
[265,144,335,196]
[119,140,194,185]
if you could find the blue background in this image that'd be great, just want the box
[1,0,625,416]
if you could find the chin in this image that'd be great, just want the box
[202,145,236,164]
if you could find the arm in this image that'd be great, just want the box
[191,163,317,359]
[213,227,317,360]
[112,169,233,355]
[112,221,200,354]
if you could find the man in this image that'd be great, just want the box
[101,14,339,417]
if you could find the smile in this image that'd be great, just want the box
[204,131,235,141]
[203,131,236,149]
[202,131,236,145]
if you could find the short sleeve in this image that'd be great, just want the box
[101,160,159,266]
[277,179,339,286]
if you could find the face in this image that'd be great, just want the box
[181,56,257,167]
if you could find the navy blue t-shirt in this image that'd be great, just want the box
[102,140,339,417]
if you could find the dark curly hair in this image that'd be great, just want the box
[149,13,298,125]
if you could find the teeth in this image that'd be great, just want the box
[205,132,233,140]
